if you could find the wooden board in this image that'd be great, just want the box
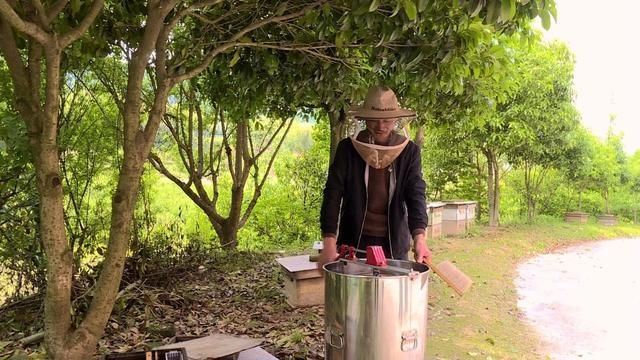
[153,333,263,360]
[276,255,322,280]
[424,259,472,296]
[238,347,279,360]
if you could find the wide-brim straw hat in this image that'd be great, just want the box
[348,86,416,119]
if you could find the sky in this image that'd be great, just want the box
[541,0,640,154]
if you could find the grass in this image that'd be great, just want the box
[424,220,640,360]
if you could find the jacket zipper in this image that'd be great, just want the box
[356,165,369,251]
[387,163,395,259]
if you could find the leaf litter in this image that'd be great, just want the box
[0,251,324,360]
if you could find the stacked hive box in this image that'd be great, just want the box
[427,201,445,239]
[442,201,477,235]
[597,214,617,226]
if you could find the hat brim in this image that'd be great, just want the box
[348,106,416,119]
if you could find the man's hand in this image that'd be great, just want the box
[413,233,432,264]
[317,236,338,270]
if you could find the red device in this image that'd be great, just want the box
[338,245,388,267]
[366,246,387,266]
[338,244,357,260]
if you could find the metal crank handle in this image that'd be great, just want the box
[338,258,419,278]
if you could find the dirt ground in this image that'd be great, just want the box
[516,238,640,359]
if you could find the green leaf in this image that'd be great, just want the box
[548,2,558,20]
[539,9,551,30]
[335,32,344,48]
[391,1,402,17]
[469,0,484,17]
[71,0,82,15]
[418,0,429,12]
[369,0,381,12]
[500,0,514,21]
[389,28,402,41]
[404,0,418,20]
[485,0,500,23]
[229,50,241,67]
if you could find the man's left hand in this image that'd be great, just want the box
[413,233,432,264]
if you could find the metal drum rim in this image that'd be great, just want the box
[322,260,430,279]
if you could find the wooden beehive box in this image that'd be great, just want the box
[276,255,324,307]
[427,202,445,239]
[565,211,589,223]
[442,200,477,235]
[465,202,476,227]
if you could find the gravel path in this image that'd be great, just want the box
[516,238,640,359]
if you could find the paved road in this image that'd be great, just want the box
[516,238,640,360]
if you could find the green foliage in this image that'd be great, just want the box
[0,65,43,299]
[244,122,329,250]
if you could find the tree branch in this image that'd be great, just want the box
[0,0,49,43]
[170,0,325,84]
[0,18,30,102]
[149,152,222,223]
[46,0,69,24]
[30,0,48,27]
[59,0,104,48]
[240,117,294,227]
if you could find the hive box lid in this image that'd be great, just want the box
[276,255,322,280]
[427,201,446,208]
[442,200,477,205]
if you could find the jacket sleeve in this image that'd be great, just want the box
[404,143,428,236]
[320,139,349,237]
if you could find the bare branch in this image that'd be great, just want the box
[0,0,49,43]
[240,117,294,226]
[59,0,104,48]
[149,152,215,213]
[219,109,237,184]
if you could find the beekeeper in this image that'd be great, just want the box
[317,86,432,268]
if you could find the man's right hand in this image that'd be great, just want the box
[316,236,338,270]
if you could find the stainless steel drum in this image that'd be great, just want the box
[323,259,430,360]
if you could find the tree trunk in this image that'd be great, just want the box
[578,190,583,211]
[494,159,501,225]
[473,152,485,221]
[485,149,500,227]
[219,220,240,250]
[524,162,534,224]
[414,124,425,148]
[37,123,75,359]
[328,109,347,164]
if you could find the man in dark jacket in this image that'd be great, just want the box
[317,86,432,267]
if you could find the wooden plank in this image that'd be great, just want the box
[238,347,279,360]
[424,259,472,296]
[276,255,322,280]
[153,333,263,360]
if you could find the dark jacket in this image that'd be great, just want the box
[320,137,428,259]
